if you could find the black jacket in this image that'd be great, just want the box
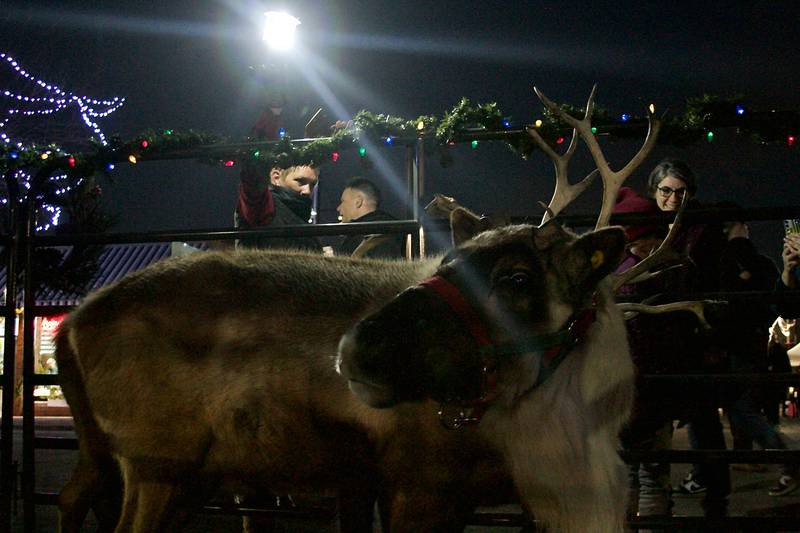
[236,187,321,252]
[335,210,405,259]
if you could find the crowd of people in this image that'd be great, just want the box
[614,158,800,525]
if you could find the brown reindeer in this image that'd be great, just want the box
[56,86,666,532]
[56,249,522,532]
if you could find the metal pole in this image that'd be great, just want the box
[403,145,414,260]
[22,189,37,532]
[0,175,19,531]
[412,138,426,257]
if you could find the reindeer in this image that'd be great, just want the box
[56,86,669,532]
[336,86,676,532]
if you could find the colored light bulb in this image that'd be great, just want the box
[278,128,286,138]
[223,160,235,167]
[502,120,510,129]
[621,114,629,122]
[591,127,597,134]
[9,151,18,159]
[736,105,745,115]
[358,147,366,157]
[332,151,340,162]
[471,140,478,149]
[141,140,149,148]
[649,103,656,114]
[789,135,796,146]
[106,163,115,170]
[534,119,543,128]
[128,155,137,164]
[41,152,49,160]
[417,121,425,131]
[384,136,393,145]
[68,156,76,167]
[707,131,714,142]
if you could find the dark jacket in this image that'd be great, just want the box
[335,210,405,259]
[717,237,779,373]
[621,212,732,427]
[775,271,800,319]
[235,163,321,252]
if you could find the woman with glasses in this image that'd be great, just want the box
[636,159,733,517]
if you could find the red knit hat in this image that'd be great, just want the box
[613,187,664,242]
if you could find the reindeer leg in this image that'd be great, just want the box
[58,453,121,533]
[113,458,197,533]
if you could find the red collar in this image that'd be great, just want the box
[419,275,597,429]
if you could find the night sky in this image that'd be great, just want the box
[1,0,798,260]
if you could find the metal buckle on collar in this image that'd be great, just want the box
[437,400,482,430]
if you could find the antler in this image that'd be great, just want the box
[533,85,662,229]
[526,124,598,226]
[617,300,725,330]
[610,194,689,292]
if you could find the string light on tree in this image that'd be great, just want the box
[736,105,745,115]
[789,135,796,147]
[471,140,478,149]
[706,131,714,142]
[0,52,125,146]
[620,114,630,122]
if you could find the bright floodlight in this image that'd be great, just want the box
[263,11,300,51]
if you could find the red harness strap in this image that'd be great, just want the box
[418,275,492,347]
[418,275,598,430]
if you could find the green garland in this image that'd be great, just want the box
[2,94,797,179]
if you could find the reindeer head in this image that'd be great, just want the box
[336,208,626,415]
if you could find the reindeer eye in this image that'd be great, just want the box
[494,272,531,292]
[510,273,531,287]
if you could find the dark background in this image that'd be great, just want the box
[1,0,798,261]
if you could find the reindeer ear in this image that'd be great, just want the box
[450,207,491,247]
[563,227,626,294]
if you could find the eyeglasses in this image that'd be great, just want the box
[657,186,687,198]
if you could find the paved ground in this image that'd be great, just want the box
[7,415,800,532]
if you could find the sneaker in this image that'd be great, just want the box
[675,473,707,495]
[732,463,767,473]
[769,475,799,496]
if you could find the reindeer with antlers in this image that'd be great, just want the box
[56,85,711,532]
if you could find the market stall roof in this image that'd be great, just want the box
[0,242,206,307]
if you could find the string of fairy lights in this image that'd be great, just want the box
[0,52,124,230]
[1,50,798,232]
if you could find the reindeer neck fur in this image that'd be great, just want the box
[478,280,634,533]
